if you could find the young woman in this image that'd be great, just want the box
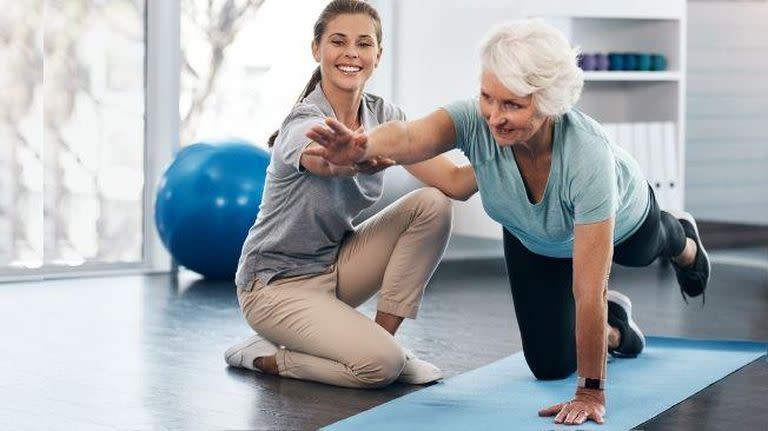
[307,19,710,425]
[224,0,478,389]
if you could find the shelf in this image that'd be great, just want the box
[523,0,685,20]
[583,71,681,82]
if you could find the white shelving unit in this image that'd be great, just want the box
[384,0,688,243]
[584,71,681,82]
[523,0,687,213]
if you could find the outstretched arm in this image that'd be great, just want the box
[405,156,478,201]
[300,143,396,177]
[300,143,357,176]
[305,109,458,166]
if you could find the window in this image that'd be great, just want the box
[0,0,329,278]
[180,0,327,147]
[0,1,146,274]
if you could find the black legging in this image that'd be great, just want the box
[503,186,686,380]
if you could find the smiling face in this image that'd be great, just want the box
[479,70,548,147]
[312,13,381,94]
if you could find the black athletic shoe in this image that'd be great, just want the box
[671,212,711,302]
[607,290,645,358]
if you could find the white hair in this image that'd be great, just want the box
[480,19,584,117]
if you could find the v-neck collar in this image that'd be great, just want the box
[505,117,562,208]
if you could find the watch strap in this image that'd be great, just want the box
[577,376,605,390]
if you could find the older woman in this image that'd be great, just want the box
[306,19,710,426]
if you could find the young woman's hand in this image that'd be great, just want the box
[538,388,606,426]
[355,156,396,175]
[325,157,395,177]
[325,163,358,177]
[305,118,368,165]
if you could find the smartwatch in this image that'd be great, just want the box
[577,376,605,390]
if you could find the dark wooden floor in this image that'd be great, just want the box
[700,221,768,249]
[0,252,766,430]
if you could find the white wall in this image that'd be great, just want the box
[685,1,768,225]
[144,0,179,273]
[391,0,523,118]
[365,0,525,237]
[371,0,768,236]
[359,0,426,221]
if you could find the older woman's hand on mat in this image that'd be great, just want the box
[305,119,368,166]
[538,388,605,425]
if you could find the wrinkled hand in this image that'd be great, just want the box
[305,118,368,165]
[538,388,606,426]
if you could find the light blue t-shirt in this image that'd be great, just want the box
[444,99,650,258]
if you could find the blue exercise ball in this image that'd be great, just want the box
[155,140,270,279]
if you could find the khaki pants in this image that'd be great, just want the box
[237,188,452,388]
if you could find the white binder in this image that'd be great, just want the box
[647,122,667,209]
[662,122,679,212]
[632,123,651,182]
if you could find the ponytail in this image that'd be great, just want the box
[267,66,322,148]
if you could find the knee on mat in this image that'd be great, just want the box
[351,349,406,388]
[528,357,576,381]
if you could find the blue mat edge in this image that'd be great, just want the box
[626,337,766,429]
[645,335,767,351]
[321,336,767,430]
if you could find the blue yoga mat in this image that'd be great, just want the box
[323,337,766,431]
